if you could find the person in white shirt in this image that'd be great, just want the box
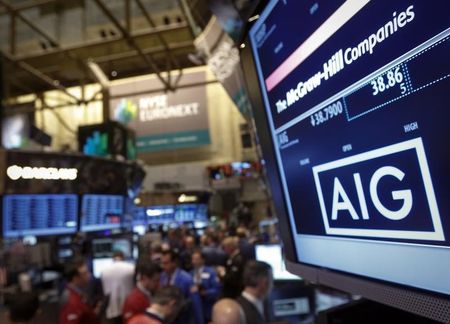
[101,250,135,324]
[236,261,273,324]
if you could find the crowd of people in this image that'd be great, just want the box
[54,225,277,324]
[1,221,280,324]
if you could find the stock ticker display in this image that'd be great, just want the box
[250,0,450,295]
[81,194,124,232]
[3,194,78,237]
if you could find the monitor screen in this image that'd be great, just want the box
[255,244,301,281]
[81,195,124,232]
[92,237,132,259]
[146,205,175,224]
[92,257,135,278]
[2,114,30,149]
[92,258,114,278]
[248,0,449,300]
[2,194,78,238]
[175,204,208,222]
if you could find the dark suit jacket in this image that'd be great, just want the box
[222,252,246,298]
[236,295,265,324]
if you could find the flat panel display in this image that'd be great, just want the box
[2,194,78,237]
[175,204,208,222]
[255,244,301,281]
[81,194,124,232]
[249,0,450,297]
[146,205,175,224]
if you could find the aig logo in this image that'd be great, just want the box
[312,138,444,241]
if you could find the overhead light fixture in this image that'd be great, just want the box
[240,43,246,49]
[178,194,198,203]
[111,70,118,77]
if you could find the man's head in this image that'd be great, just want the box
[184,236,196,250]
[191,249,205,269]
[137,261,162,294]
[7,292,39,323]
[236,227,248,239]
[242,261,273,299]
[222,237,238,255]
[212,298,246,324]
[160,250,179,275]
[64,258,91,288]
[151,286,184,321]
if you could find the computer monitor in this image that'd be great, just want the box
[255,244,301,281]
[80,194,124,232]
[92,258,114,278]
[244,0,450,320]
[92,257,135,278]
[2,194,78,238]
[92,237,132,259]
[175,204,208,222]
[146,205,175,224]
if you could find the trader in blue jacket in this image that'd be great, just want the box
[160,250,203,324]
[190,249,221,323]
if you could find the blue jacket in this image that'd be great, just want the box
[160,268,204,324]
[190,266,221,321]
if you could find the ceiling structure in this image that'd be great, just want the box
[0,0,212,107]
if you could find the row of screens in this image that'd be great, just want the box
[134,204,208,225]
[248,0,450,303]
[2,194,124,237]
[2,194,209,238]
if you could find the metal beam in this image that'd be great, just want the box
[3,52,79,104]
[13,23,190,61]
[134,0,182,71]
[93,0,172,90]
[0,0,59,47]
[0,0,58,15]
[125,0,131,32]
[94,41,193,64]
[9,12,16,55]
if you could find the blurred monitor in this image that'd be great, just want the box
[92,258,114,278]
[2,114,30,149]
[92,237,132,259]
[23,236,37,246]
[81,194,124,232]
[2,194,78,238]
[255,244,301,281]
[133,225,146,236]
[92,257,134,278]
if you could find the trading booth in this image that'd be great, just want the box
[0,149,145,284]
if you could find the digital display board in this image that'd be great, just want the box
[249,0,450,297]
[145,205,176,224]
[175,204,208,222]
[81,194,124,232]
[2,194,78,237]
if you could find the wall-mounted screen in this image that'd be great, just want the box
[255,244,301,281]
[146,205,175,224]
[2,194,78,237]
[175,204,208,222]
[247,0,450,313]
[81,194,124,232]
